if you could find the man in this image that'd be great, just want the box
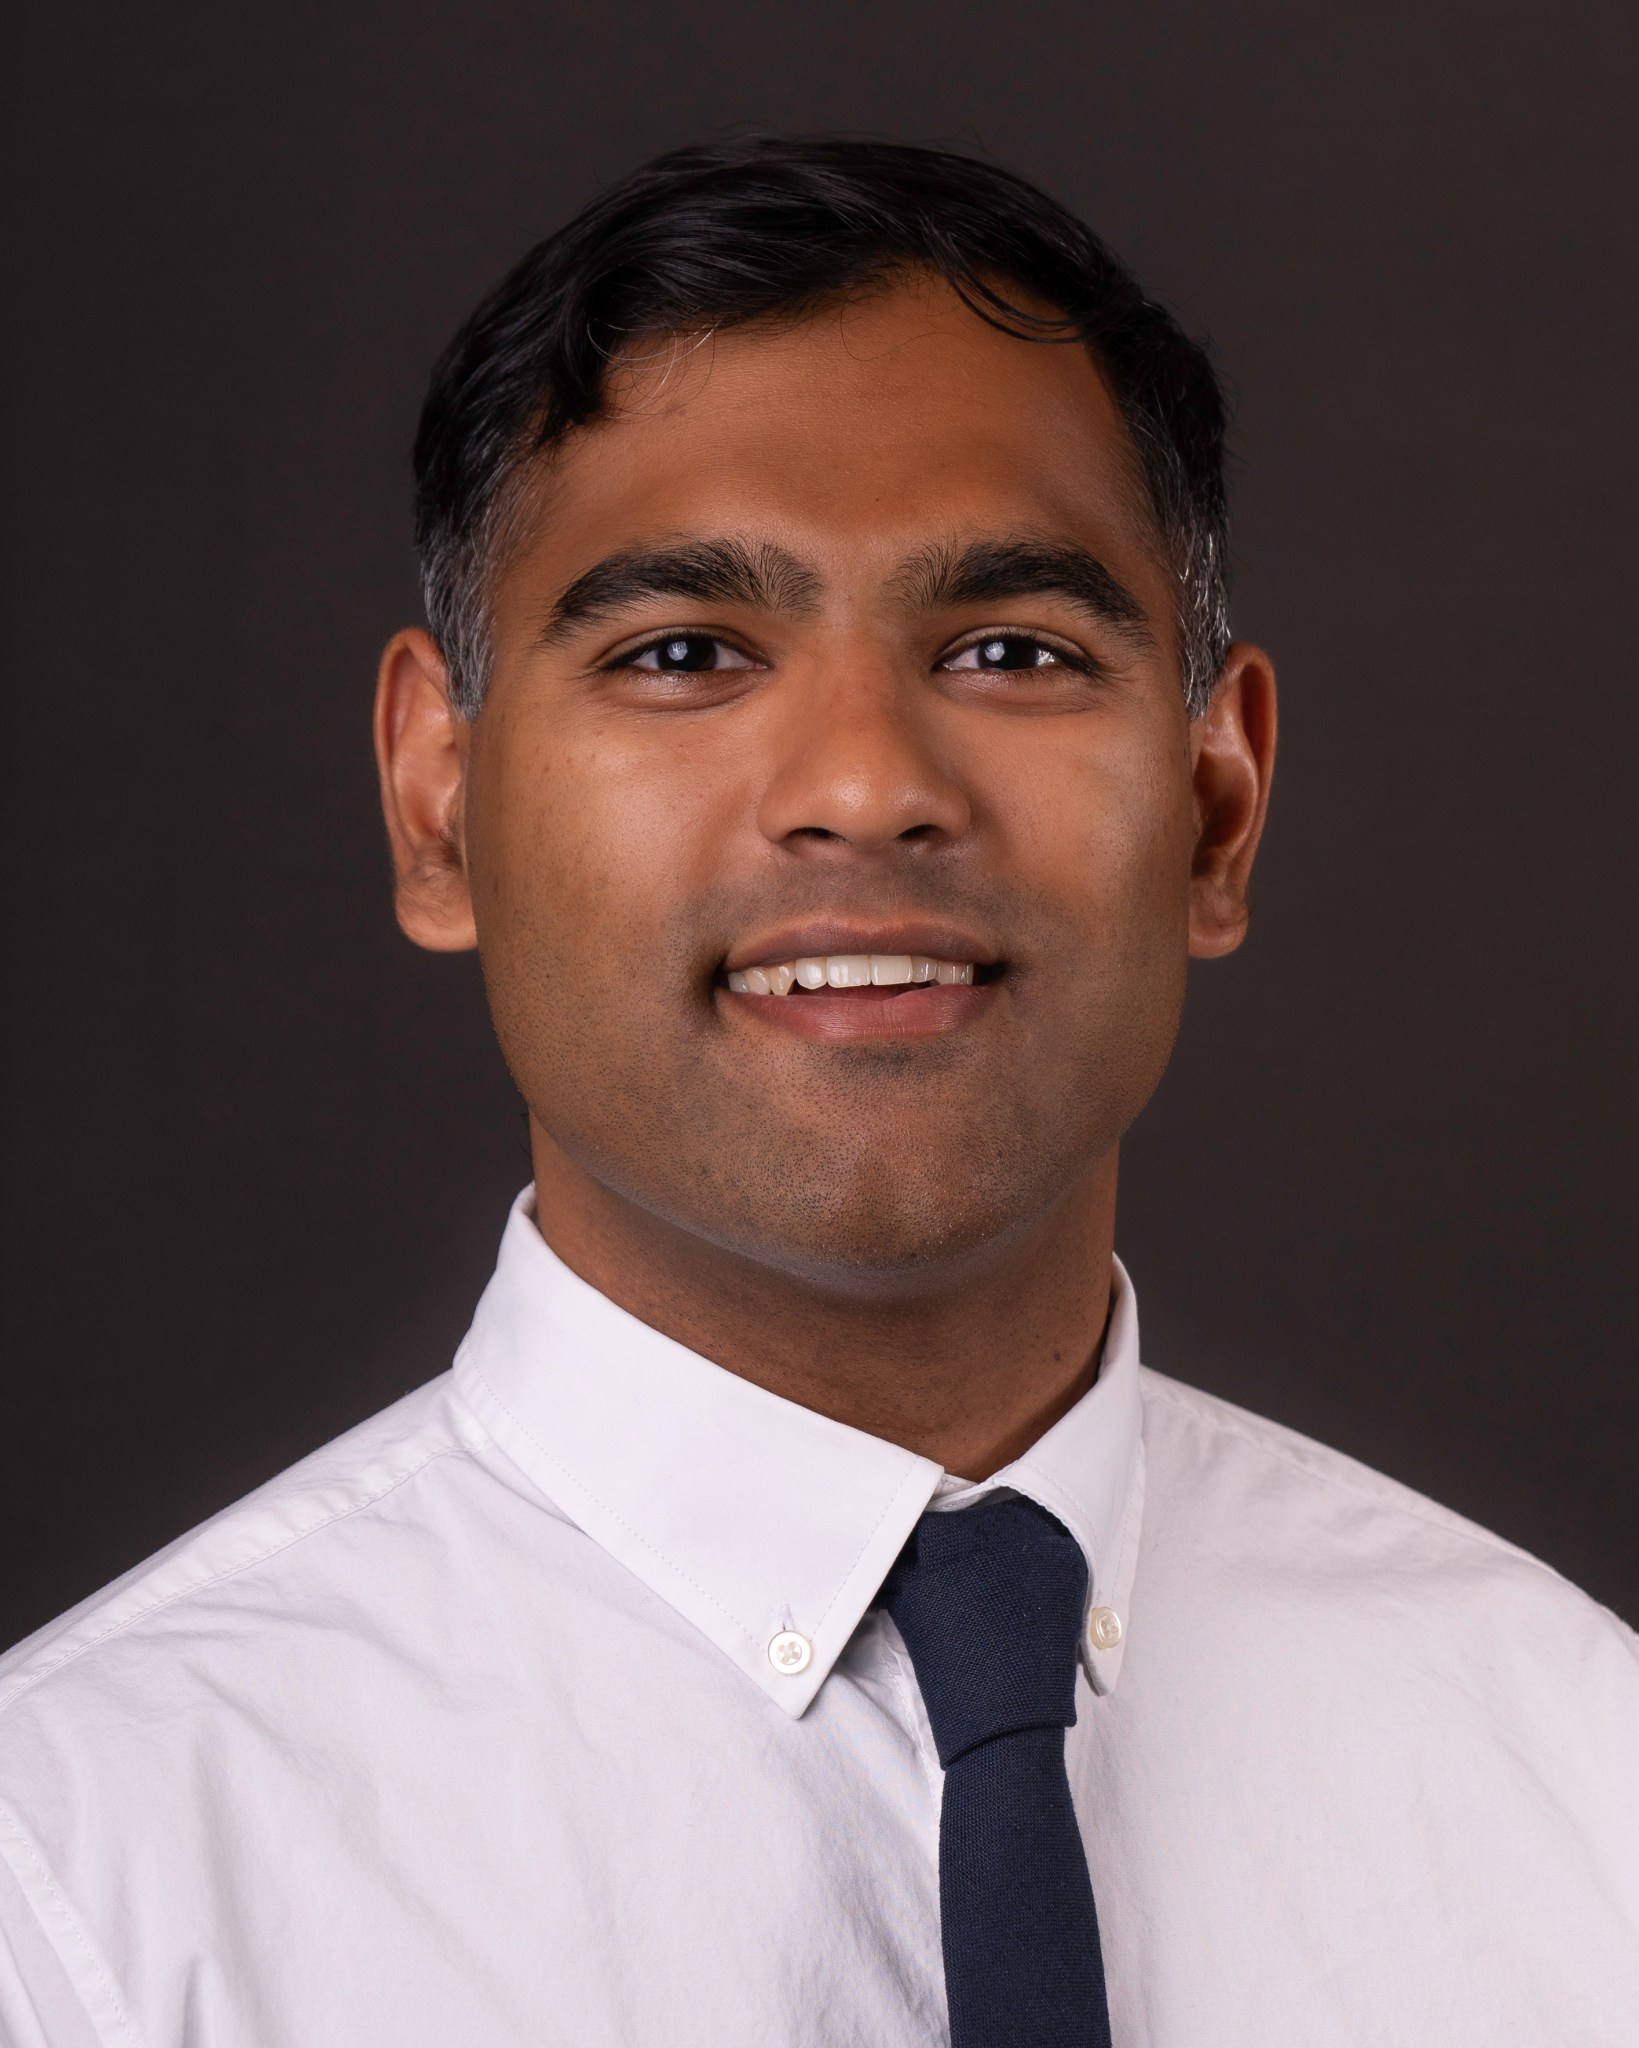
[0,137,1633,2047]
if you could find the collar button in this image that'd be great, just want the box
[1086,1606,1123,1652]
[768,1630,813,1675]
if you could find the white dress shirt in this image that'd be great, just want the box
[1,1190,1635,2046]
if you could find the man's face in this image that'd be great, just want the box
[410,277,1261,1290]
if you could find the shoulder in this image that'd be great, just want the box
[1136,1362,1639,1690]
[1126,1370,1639,1958]
[0,1375,489,1725]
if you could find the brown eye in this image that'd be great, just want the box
[944,636,1073,673]
[628,634,755,673]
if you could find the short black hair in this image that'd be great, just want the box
[413,136,1230,716]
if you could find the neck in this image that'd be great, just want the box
[528,1121,1119,1480]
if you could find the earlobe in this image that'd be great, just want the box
[373,628,479,953]
[1187,644,1277,960]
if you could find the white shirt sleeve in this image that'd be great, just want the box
[0,1831,126,2048]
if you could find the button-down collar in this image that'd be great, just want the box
[453,1190,1145,1716]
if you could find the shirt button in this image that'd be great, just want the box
[1086,1606,1124,1652]
[768,1630,813,1675]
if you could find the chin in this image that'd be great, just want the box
[693,1155,1058,1299]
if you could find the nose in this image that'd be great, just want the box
[755,657,973,855]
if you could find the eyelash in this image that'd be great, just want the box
[942,632,1095,677]
[600,629,1096,677]
[603,633,761,676]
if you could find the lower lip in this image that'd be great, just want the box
[718,980,997,1042]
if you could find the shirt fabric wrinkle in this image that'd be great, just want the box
[0,1185,1633,2047]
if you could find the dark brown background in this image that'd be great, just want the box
[5,0,1635,1647]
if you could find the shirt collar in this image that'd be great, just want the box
[453,1189,1146,1718]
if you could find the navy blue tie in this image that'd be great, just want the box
[879,1496,1113,2048]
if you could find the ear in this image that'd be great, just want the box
[1187,642,1278,959]
[373,628,478,952]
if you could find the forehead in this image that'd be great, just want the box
[505,276,1164,603]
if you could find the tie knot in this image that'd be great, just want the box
[878,1495,1088,1769]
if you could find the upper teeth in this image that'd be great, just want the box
[726,954,976,995]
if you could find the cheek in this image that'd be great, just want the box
[1041,738,1197,1118]
[465,715,732,995]
[1002,722,1195,949]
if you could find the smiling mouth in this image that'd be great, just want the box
[725,953,985,996]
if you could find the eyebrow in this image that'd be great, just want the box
[535,538,824,647]
[894,537,1155,644]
